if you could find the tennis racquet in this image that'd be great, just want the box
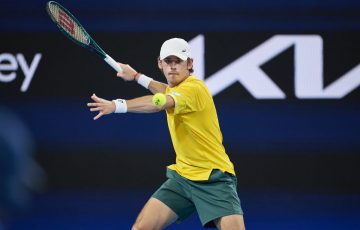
[46,1,122,72]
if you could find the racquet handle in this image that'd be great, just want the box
[104,54,123,72]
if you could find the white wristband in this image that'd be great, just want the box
[137,74,153,89]
[112,99,127,113]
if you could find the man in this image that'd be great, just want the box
[87,38,245,229]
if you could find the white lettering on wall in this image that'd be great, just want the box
[189,35,360,99]
[0,53,42,92]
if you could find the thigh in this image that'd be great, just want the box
[132,197,178,230]
[152,178,196,223]
[215,214,245,230]
[191,171,243,227]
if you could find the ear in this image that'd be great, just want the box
[157,57,163,69]
[187,58,194,70]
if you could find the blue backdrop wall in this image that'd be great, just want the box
[1,0,360,191]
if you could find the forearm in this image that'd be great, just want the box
[116,64,169,94]
[126,95,162,113]
[148,80,168,94]
[133,72,168,94]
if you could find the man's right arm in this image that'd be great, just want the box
[117,63,168,94]
[146,79,168,94]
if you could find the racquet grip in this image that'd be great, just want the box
[104,54,123,72]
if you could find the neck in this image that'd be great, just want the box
[168,74,191,88]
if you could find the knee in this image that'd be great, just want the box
[131,221,148,230]
[131,223,140,230]
[131,224,140,230]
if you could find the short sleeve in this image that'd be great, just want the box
[168,82,206,114]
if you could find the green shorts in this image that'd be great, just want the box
[152,169,243,228]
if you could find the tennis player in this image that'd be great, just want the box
[87,38,245,230]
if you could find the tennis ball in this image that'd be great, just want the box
[152,93,167,107]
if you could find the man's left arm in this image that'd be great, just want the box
[87,94,174,120]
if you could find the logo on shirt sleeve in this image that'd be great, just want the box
[170,90,181,96]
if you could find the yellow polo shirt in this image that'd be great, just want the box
[165,75,235,181]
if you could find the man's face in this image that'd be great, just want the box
[158,55,193,87]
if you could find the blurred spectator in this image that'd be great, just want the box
[0,106,45,227]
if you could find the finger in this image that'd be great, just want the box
[91,94,100,101]
[92,94,107,103]
[118,63,127,69]
[90,107,101,112]
[94,112,103,120]
[98,97,108,103]
[87,102,100,107]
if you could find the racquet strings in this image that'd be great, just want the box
[47,2,89,45]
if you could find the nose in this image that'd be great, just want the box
[169,61,177,68]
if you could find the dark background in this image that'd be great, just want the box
[1,0,360,229]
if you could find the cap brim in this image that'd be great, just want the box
[160,52,188,61]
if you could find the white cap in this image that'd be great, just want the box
[160,38,192,61]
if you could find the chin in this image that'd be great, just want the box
[167,75,176,81]
[167,79,177,87]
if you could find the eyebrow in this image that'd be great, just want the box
[164,58,183,62]
[164,57,181,60]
